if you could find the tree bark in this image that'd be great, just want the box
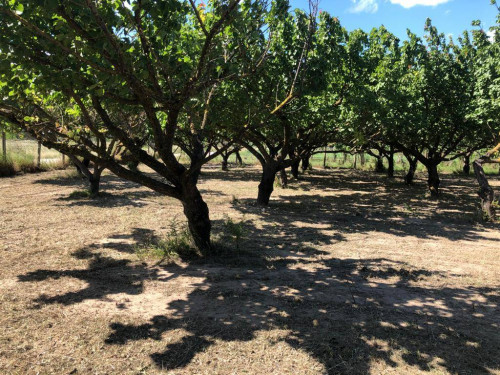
[404,154,418,185]
[387,148,394,178]
[221,154,229,171]
[375,156,385,173]
[301,155,310,172]
[291,159,300,179]
[1,131,6,160]
[257,162,279,206]
[181,181,212,254]
[323,147,328,168]
[279,168,288,188]
[89,168,103,197]
[426,162,440,197]
[473,157,496,221]
[235,151,243,166]
[463,155,471,175]
[360,153,365,166]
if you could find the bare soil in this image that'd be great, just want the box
[0,166,499,375]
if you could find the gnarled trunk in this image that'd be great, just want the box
[426,162,440,197]
[89,168,103,197]
[387,149,394,178]
[375,156,385,173]
[235,151,243,166]
[279,168,288,188]
[404,155,418,185]
[181,182,212,254]
[463,155,471,175]
[221,154,229,171]
[291,159,300,179]
[301,155,311,172]
[257,162,279,206]
[473,157,496,221]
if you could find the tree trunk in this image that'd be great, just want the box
[221,154,229,171]
[353,154,357,169]
[323,147,327,168]
[301,155,310,172]
[37,141,42,169]
[360,153,365,166]
[181,183,212,254]
[404,155,418,185]
[291,159,300,179]
[375,156,385,173]
[279,168,288,188]
[463,155,471,175]
[89,168,102,197]
[342,153,348,165]
[1,131,6,160]
[473,157,496,221]
[235,151,243,166]
[257,162,278,206]
[387,150,394,178]
[426,162,440,197]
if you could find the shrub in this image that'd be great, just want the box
[222,215,248,251]
[135,219,195,264]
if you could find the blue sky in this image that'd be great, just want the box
[290,0,498,41]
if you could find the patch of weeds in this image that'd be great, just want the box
[231,195,240,205]
[68,190,94,199]
[221,214,248,251]
[52,169,82,180]
[135,219,195,264]
[274,175,282,188]
[402,203,417,216]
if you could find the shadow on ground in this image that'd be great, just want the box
[18,168,500,374]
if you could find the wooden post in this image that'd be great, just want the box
[1,131,6,160]
[37,141,41,168]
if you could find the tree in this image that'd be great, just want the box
[470,1,500,220]
[238,4,348,205]
[0,0,269,253]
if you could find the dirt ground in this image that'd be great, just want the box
[0,166,499,375]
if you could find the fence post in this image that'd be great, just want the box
[37,141,41,168]
[1,131,6,160]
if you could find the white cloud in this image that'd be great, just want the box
[348,0,379,13]
[389,0,451,8]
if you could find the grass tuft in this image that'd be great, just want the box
[135,220,195,264]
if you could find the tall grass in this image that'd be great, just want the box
[1,140,68,177]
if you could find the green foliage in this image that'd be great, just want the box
[68,190,94,200]
[135,219,194,264]
[221,215,248,251]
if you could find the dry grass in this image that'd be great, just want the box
[0,166,499,374]
[1,140,68,177]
